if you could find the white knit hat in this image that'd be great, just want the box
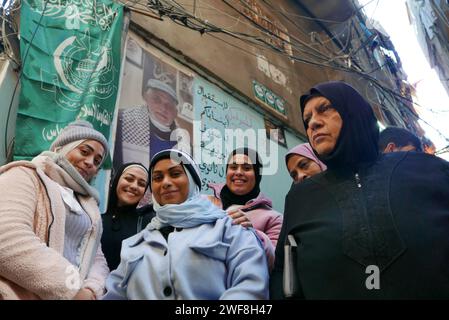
[50,120,109,158]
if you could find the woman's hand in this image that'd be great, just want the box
[227,208,253,228]
[73,288,96,300]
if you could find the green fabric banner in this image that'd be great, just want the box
[14,0,124,168]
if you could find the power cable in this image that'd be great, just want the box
[262,0,378,24]
[230,0,336,63]
[112,0,449,142]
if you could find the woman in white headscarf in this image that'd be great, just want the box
[104,149,269,300]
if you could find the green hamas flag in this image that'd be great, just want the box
[14,0,123,168]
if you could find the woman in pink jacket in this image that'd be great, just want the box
[0,120,109,299]
[208,148,283,270]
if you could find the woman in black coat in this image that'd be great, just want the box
[101,163,154,270]
[270,81,449,299]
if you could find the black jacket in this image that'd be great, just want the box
[271,151,449,299]
[271,81,449,299]
[100,163,153,271]
[101,205,155,271]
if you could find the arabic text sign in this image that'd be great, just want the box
[194,79,273,191]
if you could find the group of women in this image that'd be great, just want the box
[2,81,447,300]
[102,144,326,299]
[0,111,327,301]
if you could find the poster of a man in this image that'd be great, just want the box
[113,34,193,172]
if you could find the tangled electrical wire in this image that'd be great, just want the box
[4,0,448,149]
[124,0,449,145]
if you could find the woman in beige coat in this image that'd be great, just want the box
[0,120,109,299]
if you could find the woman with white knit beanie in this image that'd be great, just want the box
[0,120,110,299]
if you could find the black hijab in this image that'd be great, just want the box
[220,147,262,210]
[300,81,380,170]
[105,162,150,215]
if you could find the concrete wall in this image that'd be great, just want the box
[130,0,334,137]
[124,0,409,211]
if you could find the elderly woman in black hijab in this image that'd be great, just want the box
[270,81,449,299]
[101,163,154,270]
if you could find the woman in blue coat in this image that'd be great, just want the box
[104,149,269,299]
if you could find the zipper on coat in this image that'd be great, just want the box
[354,171,379,265]
[354,173,362,188]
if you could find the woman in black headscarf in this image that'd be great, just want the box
[270,81,449,299]
[101,163,154,270]
[207,148,283,269]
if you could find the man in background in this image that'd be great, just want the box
[378,126,422,153]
